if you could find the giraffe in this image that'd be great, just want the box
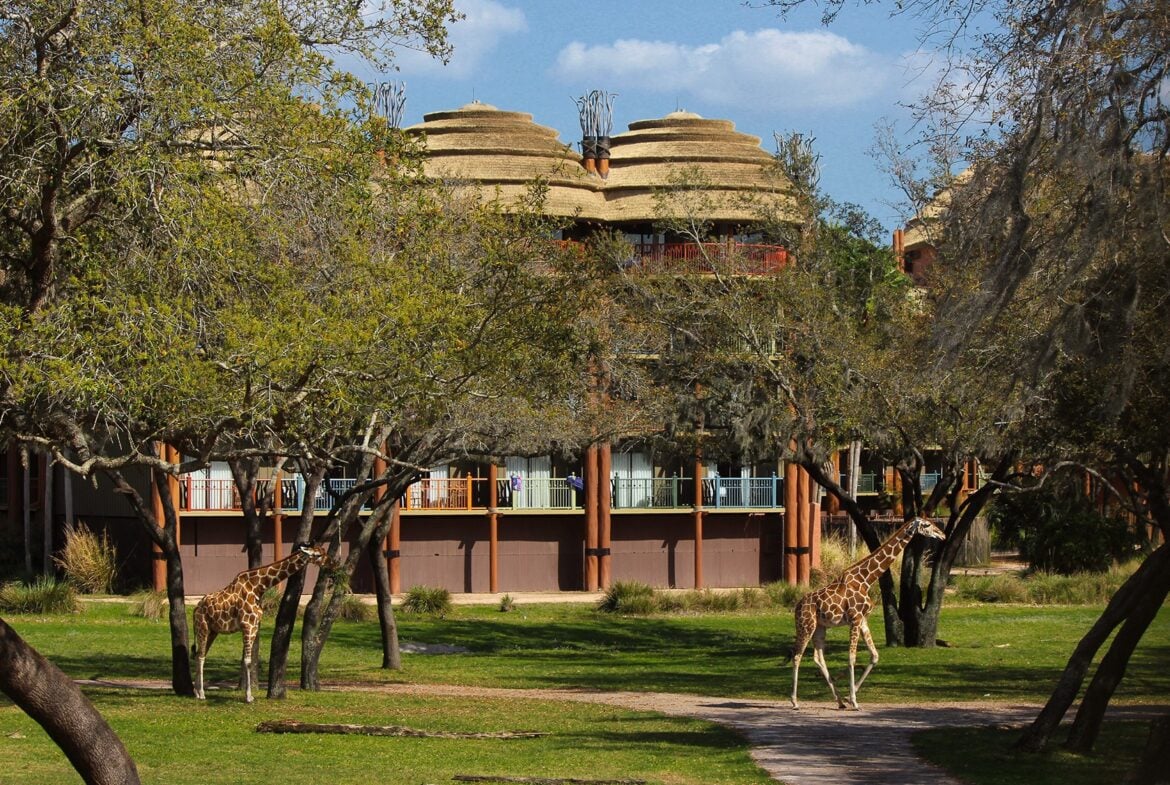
[192,542,336,702]
[789,516,946,710]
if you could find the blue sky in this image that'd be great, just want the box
[352,0,948,234]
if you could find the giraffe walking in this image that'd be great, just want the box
[192,543,336,702]
[790,517,946,710]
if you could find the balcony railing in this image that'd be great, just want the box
[176,474,793,512]
[836,473,879,493]
[630,242,789,276]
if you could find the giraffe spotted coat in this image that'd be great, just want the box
[789,517,946,710]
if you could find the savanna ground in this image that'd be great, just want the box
[1,598,1167,784]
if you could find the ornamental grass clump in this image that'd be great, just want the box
[54,522,118,593]
[127,589,168,621]
[335,593,374,621]
[0,576,79,614]
[597,580,657,614]
[401,585,452,617]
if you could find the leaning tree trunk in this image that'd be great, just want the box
[267,467,327,699]
[367,507,402,670]
[1016,542,1170,752]
[1064,559,1170,752]
[230,457,266,692]
[0,618,141,785]
[109,468,194,696]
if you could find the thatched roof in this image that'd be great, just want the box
[406,104,796,225]
[405,102,601,219]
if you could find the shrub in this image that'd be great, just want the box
[54,522,118,593]
[498,594,515,612]
[597,580,657,614]
[0,577,79,614]
[401,585,452,617]
[949,573,1030,603]
[763,580,808,608]
[811,535,855,588]
[335,593,373,622]
[988,476,1139,573]
[127,590,168,621]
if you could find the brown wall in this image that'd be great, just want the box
[114,509,784,594]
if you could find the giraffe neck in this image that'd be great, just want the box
[845,520,919,589]
[248,551,313,591]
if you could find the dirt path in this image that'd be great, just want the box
[325,682,1041,785]
[83,678,1159,785]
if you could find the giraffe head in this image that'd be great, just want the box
[909,517,946,541]
[294,542,340,571]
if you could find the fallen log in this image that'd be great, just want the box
[255,720,545,740]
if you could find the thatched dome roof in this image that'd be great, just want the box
[406,104,795,225]
[601,110,793,223]
[404,102,601,219]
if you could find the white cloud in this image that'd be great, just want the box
[553,29,892,111]
[395,0,527,78]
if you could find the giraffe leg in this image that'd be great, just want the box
[854,619,879,692]
[845,621,862,710]
[790,632,812,709]
[193,613,213,700]
[811,627,846,709]
[241,625,257,704]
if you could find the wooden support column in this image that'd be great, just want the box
[584,446,600,591]
[598,444,612,590]
[796,466,810,585]
[150,443,166,592]
[808,471,822,571]
[388,501,401,594]
[693,455,704,590]
[488,463,499,593]
[784,461,798,585]
[166,445,181,550]
[272,469,284,561]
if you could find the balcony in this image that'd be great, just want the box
[628,242,789,276]
[176,474,792,513]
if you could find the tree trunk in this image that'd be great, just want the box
[0,617,141,785]
[108,467,193,696]
[367,509,401,670]
[1016,542,1170,752]
[1064,560,1170,752]
[266,466,327,699]
[802,458,904,644]
[229,457,264,692]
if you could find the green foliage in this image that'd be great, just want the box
[497,594,515,612]
[949,561,1139,604]
[127,590,169,621]
[596,580,658,614]
[763,580,808,607]
[988,478,1140,574]
[0,577,79,614]
[334,593,373,622]
[53,523,118,594]
[401,585,452,617]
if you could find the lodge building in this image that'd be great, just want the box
[1,101,959,595]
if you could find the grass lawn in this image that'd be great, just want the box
[2,599,1168,784]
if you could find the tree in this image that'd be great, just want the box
[0,0,458,695]
[766,0,1169,752]
[0,617,140,785]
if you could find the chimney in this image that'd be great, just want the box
[576,90,617,178]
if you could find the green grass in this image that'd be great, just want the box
[0,688,771,785]
[8,600,1169,705]
[913,722,1152,785]
[2,599,1168,784]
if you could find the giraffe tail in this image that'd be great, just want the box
[781,643,795,665]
